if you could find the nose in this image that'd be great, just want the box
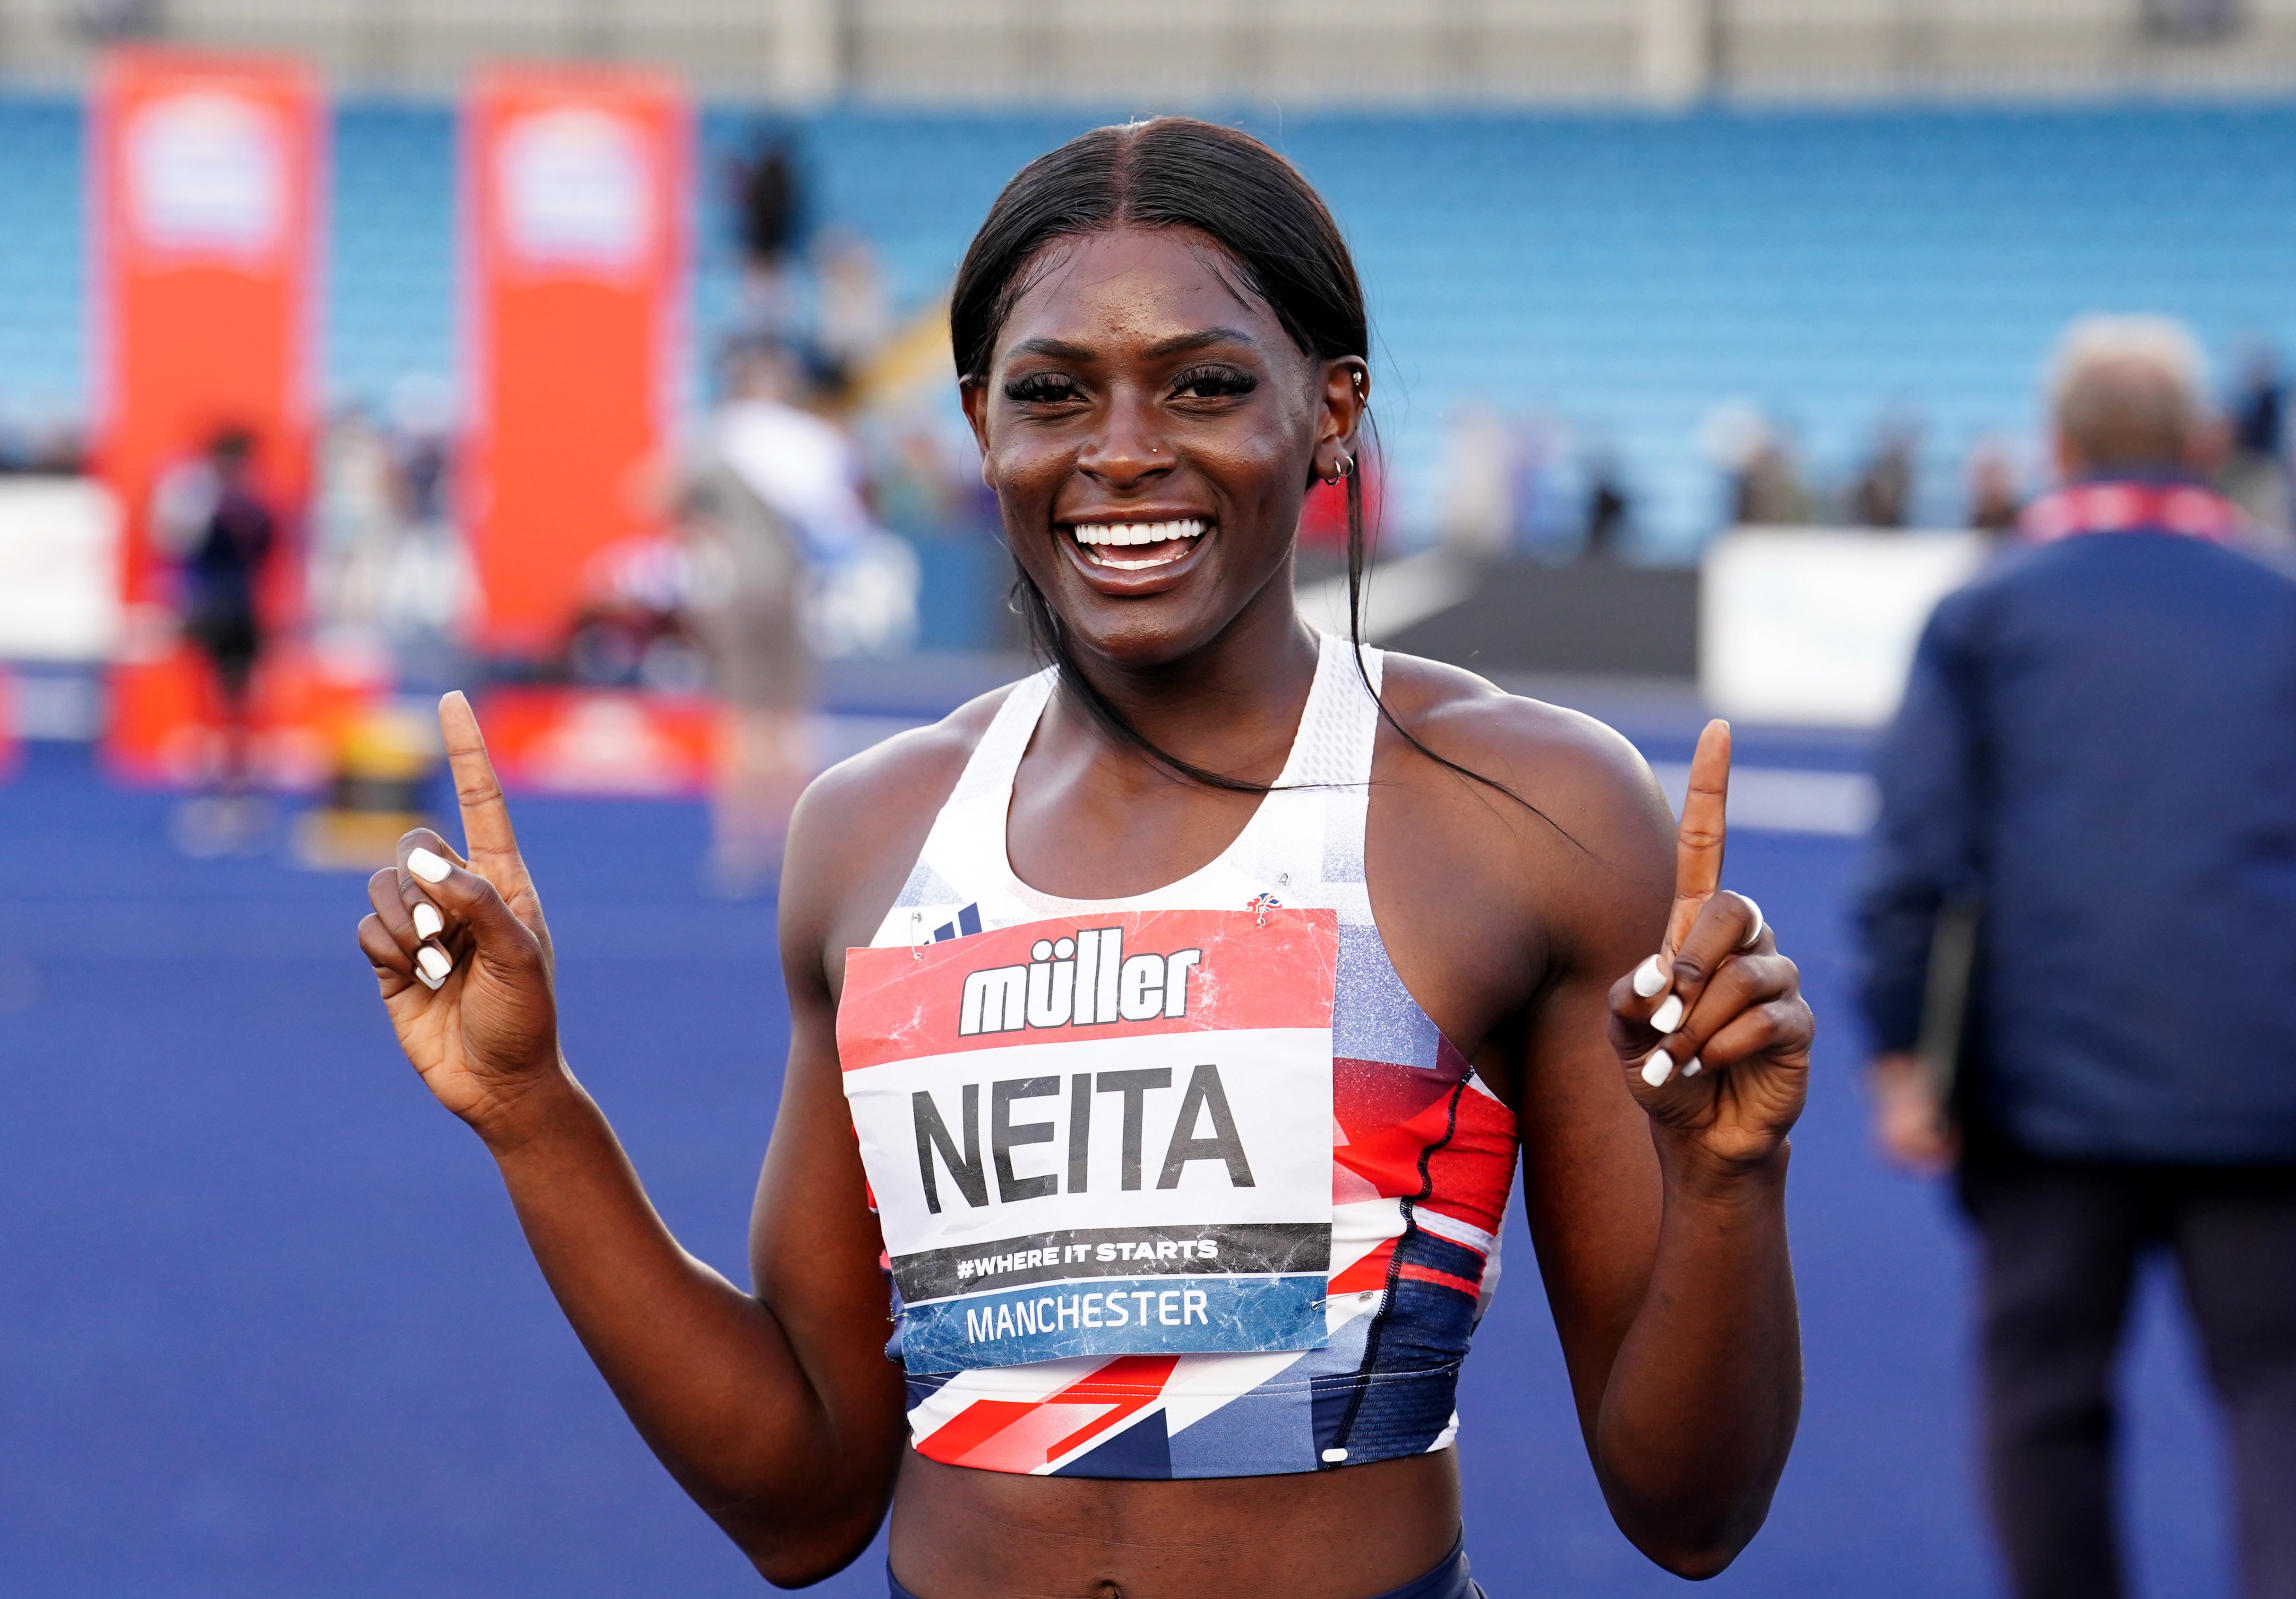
[1075,385,1171,489]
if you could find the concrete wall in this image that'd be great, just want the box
[6,0,2296,100]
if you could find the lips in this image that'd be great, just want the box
[1066,517,1209,572]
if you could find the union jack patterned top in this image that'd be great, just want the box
[858,634,1522,1479]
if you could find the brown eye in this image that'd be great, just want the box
[1171,366,1255,402]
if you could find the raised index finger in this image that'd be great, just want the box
[438,690,519,865]
[1665,718,1732,953]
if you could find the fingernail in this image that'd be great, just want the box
[1632,955,1669,999]
[417,945,453,983]
[408,847,452,884]
[1641,1049,1676,1088]
[1651,993,1685,1034]
[1738,896,1766,949]
[1682,1057,1703,1079]
[412,903,444,941]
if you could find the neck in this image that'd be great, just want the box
[1049,553,1324,790]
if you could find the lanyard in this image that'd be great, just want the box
[2019,481,2242,545]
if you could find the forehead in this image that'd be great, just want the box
[995,226,1294,364]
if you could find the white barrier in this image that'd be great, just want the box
[0,477,122,663]
[1700,527,1989,727]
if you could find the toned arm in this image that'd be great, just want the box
[357,692,1006,1587]
[1367,662,1808,1578]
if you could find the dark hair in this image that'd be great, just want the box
[953,117,1541,820]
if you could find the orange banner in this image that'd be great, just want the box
[94,48,318,613]
[92,49,323,780]
[461,68,689,658]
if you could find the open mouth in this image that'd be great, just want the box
[1066,518,1210,572]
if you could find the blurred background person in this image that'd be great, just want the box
[729,127,807,337]
[674,337,822,897]
[1848,410,1921,528]
[1580,440,1633,560]
[1965,435,2026,533]
[1703,400,1815,528]
[2224,339,2292,539]
[1857,315,2296,1599]
[150,425,279,855]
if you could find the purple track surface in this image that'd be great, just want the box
[0,737,2236,1596]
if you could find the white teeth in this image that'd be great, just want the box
[1071,518,1207,547]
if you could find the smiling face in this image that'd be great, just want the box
[961,225,1365,673]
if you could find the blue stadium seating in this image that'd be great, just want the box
[7,95,2296,555]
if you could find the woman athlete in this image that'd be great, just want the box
[358,119,1810,1599]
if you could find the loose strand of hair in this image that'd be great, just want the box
[1335,428,1579,846]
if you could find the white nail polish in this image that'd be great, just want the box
[1641,1049,1675,1088]
[414,964,444,992]
[1651,993,1685,1034]
[1738,896,1766,949]
[408,847,452,884]
[417,945,453,983]
[412,903,443,941]
[1632,955,1669,999]
[1682,1057,1703,1078]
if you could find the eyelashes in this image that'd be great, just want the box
[1170,364,1256,401]
[999,366,1260,406]
[1004,373,1082,404]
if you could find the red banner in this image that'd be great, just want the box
[460,68,689,658]
[93,48,319,607]
[93,49,324,781]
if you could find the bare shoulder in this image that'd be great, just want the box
[778,684,1019,988]
[1372,652,1674,864]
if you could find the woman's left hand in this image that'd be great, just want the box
[1608,720,1813,1171]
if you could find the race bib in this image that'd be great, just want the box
[840,907,1337,1372]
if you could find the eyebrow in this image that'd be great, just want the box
[1006,326,1261,366]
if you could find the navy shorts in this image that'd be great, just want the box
[889,1531,1484,1599]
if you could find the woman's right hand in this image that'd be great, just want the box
[356,691,564,1144]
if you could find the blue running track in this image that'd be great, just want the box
[0,732,2238,1597]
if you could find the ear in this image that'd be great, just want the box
[959,375,995,488]
[1314,358,1369,479]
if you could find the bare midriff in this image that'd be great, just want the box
[887,1447,1462,1599]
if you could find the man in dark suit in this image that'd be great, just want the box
[1858,316,2296,1599]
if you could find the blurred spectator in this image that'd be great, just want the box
[1964,436,2024,533]
[0,411,87,475]
[812,228,890,388]
[1849,413,1919,528]
[568,534,707,694]
[1735,436,1814,525]
[309,390,477,695]
[1702,401,1814,527]
[1582,445,1631,559]
[1856,315,2296,1599]
[731,129,808,336]
[1437,403,1513,555]
[671,337,854,894]
[377,377,477,693]
[151,427,279,853]
[309,405,400,641]
[2223,342,2291,538]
